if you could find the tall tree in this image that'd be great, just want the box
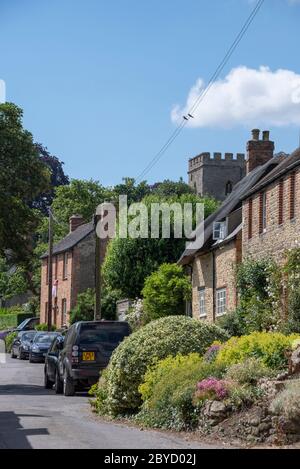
[32,143,69,215]
[103,193,219,298]
[0,103,50,269]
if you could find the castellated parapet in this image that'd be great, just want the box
[188,152,246,202]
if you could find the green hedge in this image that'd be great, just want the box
[17,312,35,325]
[0,314,17,329]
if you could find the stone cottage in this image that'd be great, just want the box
[40,215,106,327]
[179,130,285,322]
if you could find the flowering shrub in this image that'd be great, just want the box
[125,299,144,331]
[194,377,230,403]
[270,380,300,420]
[203,343,222,362]
[215,332,300,370]
[93,316,228,417]
[225,358,273,385]
[136,353,225,430]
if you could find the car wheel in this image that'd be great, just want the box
[11,349,17,359]
[19,350,25,360]
[44,369,53,390]
[54,371,63,394]
[63,369,75,396]
[29,355,34,363]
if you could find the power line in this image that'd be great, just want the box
[135,0,265,183]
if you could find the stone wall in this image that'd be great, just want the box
[191,237,240,323]
[188,152,246,201]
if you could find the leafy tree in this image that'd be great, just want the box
[0,257,29,301]
[142,263,192,322]
[111,177,150,206]
[103,193,219,298]
[70,288,119,324]
[151,178,195,198]
[32,143,69,215]
[0,103,50,268]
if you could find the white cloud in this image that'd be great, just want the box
[0,80,5,103]
[171,66,300,129]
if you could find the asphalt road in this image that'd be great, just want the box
[0,352,220,449]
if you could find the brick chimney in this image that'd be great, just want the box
[69,214,84,233]
[246,129,274,174]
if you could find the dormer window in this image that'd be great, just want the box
[213,221,227,241]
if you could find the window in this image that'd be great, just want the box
[216,288,227,317]
[278,180,284,225]
[290,172,296,220]
[225,181,233,196]
[259,192,267,234]
[63,252,68,279]
[54,255,58,280]
[198,288,206,318]
[62,299,67,326]
[248,198,253,239]
[213,221,227,241]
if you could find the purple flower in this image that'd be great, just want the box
[195,377,229,400]
[204,344,221,363]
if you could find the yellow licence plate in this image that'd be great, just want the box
[82,352,95,361]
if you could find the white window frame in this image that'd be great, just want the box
[198,287,206,318]
[216,288,227,317]
[213,221,227,241]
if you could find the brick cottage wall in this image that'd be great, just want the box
[242,167,300,263]
[40,232,108,327]
[192,237,240,323]
[40,251,74,326]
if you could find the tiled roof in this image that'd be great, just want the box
[178,155,284,266]
[41,221,94,259]
[243,148,300,199]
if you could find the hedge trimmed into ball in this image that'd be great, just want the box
[96,316,228,416]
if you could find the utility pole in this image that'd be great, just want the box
[94,214,102,321]
[47,209,53,331]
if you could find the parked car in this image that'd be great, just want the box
[44,335,65,392]
[29,332,61,363]
[56,321,131,396]
[0,317,40,341]
[11,330,37,360]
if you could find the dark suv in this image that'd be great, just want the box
[56,321,131,396]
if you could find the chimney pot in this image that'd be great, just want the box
[69,214,84,233]
[252,129,260,141]
[246,129,274,174]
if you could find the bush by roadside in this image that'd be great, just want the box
[4,331,18,353]
[215,332,299,370]
[92,316,229,417]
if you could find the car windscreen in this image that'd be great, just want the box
[35,334,58,344]
[21,332,36,342]
[78,324,130,349]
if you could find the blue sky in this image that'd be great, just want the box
[1,0,300,186]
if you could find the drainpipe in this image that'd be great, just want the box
[212,251,216,322]
[185,264,193,318]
